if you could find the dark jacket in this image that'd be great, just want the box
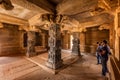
[101,45,109,59]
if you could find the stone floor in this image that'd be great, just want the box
[14,50,107,80]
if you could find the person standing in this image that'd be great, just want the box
[96,42,102,64]
[100,40,111,76]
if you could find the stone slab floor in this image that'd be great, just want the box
[15,50,107,80]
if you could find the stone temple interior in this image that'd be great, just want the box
[0,0,120,80]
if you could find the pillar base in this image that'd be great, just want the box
[26,52,37,57]
[46,60,63,70]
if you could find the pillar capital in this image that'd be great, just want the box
[41,14,64,24]
[26,25,41,32]
[98,24,110,30]
[19,25,29,31]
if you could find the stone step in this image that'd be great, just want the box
[0,57,39,80]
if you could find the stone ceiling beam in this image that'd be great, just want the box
[72,13,113,23]
[0,13,28,25]
[11,0,52,14]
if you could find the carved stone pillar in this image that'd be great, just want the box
[46,23,63,69]
[72,32,81,56]
[26,31,36,57]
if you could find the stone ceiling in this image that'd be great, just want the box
[0,0,119,31]
[0,4,37,20]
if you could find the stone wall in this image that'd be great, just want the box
[0,24,23,56]
[80,27,109,54]
[62,33,70,50]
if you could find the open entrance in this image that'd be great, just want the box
[70,34,73,50]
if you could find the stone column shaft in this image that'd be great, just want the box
[46,23,63,69]
[26,31,36,57]
[72,32,81,56]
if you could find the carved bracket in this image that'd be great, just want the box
[19,25,29,31]
[41,14,63,24]
[99,24,110,30]
[0,0,14,10]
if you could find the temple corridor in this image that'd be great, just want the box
[0,0,120,80]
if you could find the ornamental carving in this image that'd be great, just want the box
[41,14,63,23]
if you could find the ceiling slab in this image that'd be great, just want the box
[57,0,98,15]
[0,4,37,20]
[11,0,52,14]
[27,0,54,12]
[0,13,28,25]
